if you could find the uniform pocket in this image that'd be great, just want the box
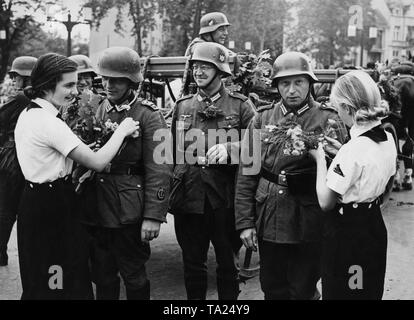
[217,115,240,129]
[116,175,144,224]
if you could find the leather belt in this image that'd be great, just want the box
[260,168,288,187]
[105,164,144,176]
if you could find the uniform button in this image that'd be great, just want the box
[353,203,358,209]
[279,190,284,195]
[137,184,141,188]
[281,171,286,175]
[368,204,372,209]
[202,166,206,169]
[339,207,344,215]
[282,178,287,182]
[49,184,53,188]
[264,138,269,143]
[100,179,104,183]
[29,184,33,189]
[228,125,232,128]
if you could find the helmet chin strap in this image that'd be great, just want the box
[199,69,219,90]
[283,84,312,109]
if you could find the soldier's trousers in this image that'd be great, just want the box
[259,240,321,300]
[87,224,151,300]
[174,200,241,300]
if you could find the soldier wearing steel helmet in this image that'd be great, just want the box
[69,54,97,94]
[79,46,172,300]
[169,42,256,300]
[60,55,100,128]
[235,52,348,300]
[185,12,231,57]
[0,56,37,266]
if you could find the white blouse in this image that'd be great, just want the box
[15,98,81,183]
[326,121,397,204]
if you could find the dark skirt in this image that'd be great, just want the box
[322,200,387,300]
[17,177,93,300]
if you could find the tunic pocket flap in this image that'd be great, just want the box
[217,116,240,129]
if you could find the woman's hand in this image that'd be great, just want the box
[309,142,326,162]
[117,117,140,137]
[323,136,342,157]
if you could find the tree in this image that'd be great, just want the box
[286,0,378,67]
[0,0,52,81]
[226,0,290,57]
[84,0,158,56]
[158,0,231,56]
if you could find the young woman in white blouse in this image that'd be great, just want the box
[14,53,139,300]
[310,70,397,300]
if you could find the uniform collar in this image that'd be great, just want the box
[350,120,382,140]
[106,90,138,113]
[32,98,59,117]
[197,85,225,104]
[280,103,310,117]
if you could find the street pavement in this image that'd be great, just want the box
[1,188,414,300]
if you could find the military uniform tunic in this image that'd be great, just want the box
[169,85,256,215]
[235,98,348,243]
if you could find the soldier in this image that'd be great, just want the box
[185,12,231,57]
[0,56,37,266]
[69,54,97,94]
[235,52,348,300]
[79,46,172,300]
[169,42,256,300]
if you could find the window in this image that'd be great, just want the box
[394,26,401,40]
[393,50,399,57]
[394,9,400,16]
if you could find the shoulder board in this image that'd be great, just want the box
[138,98,159,111]
[319,102,337,113]
[227,90,248,101]
[257,102,275,113]
[175,94,195,104]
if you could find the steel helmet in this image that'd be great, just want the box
[97,47,143,83]
[190,42,232,77]
[8,56,38,77]
[69,54,96,76]
[199,12,230,35]
[271,51,318,86]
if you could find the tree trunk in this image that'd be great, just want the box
[131,0,143,56]
[193,0,203,39]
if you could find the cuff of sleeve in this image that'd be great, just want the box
[235,220,256,232]
[62,140,82,158]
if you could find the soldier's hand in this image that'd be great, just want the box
[323,136,342,157]
[117,117,140,137]
[141,219,161,243]
[240,228,258,252]
[206,144,228,164]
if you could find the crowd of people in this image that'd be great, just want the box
[0,11,404,300]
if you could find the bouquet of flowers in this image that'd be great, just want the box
[262,118,341,156]
[70,90,121,194]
